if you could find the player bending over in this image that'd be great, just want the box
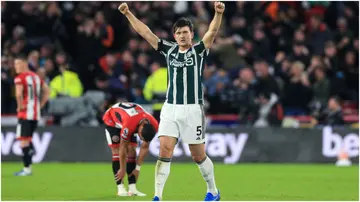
[13,55,50,176]
[102,102,158,196]
[118,1,225,201]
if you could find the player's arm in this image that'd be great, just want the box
[202,2,225,49]
[116,126,131,181]
[40,82,50,109]
[119,138,128,173]
[136,141,149,167]
[118,3,159,50]
[15,83,24,112]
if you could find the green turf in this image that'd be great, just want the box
[1,163,358,201]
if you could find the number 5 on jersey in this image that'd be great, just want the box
[196,126,204,140]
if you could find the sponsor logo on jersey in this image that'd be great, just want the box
[170,58,194,68]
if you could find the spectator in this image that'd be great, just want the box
[335,17,353,53]
[253,92,284,127]
[27,50,40,71]
[1,56,16,113]
[39,43,54,66]
[253,59,280,98]
[233,68,258,124]
[143,62,167,121]
[131,53,150,88]
[289,41,310,67]
[313,66,331,106]
[204,67,230,113]
[1,2,358,126]
[282,61,312,114]
[307,14,332,55]
[128,39,140,56]
[323,41,339,74]
[252,29,271,61]
[342,50,358,91]
[98,52,129,100]
[49,62,83,98]
[1,23,8,48]
[313,96,345,126]
[307,55,324,74]
[309,66,331,115]
[95,11,115,49]
[42,58,57,82]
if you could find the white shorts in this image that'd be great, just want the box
[158,103,206,144]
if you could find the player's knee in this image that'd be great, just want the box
[192,155,206,163]
[110,147,119,155]
[20,140,30,148]
[159,136,176,158]
[127,146,136,158]
[159,144,173,158]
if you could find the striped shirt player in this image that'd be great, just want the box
[158,39,209,105]
[14,71,43,140]
[117,2,224,200]
[156,39,209,144]
[15,71,43,122]
[13,56,50,177]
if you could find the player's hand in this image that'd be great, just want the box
[214,1,225,14]
[129,169,140,181]
[115,168,126,181]
[118,3,129,15]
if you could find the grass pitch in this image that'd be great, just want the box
[1,162,358,201]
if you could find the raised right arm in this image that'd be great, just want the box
[119,3,159,50]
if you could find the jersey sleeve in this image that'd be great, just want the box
[120,127,131,142]
[14,76,23,85]
[157,38,176,56]
[110,109,124,128]
[193,41,210,58]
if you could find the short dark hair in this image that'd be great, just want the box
[141,123,156,142]
[172,17,193,34]
[15,55,27,61]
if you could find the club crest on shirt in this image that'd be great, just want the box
[112,135,120,143]
[186,52,192,58]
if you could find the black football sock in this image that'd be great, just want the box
[29,142,35,156]
[112,154,121,185]
[22,146,31,168]
[127,157,136,184]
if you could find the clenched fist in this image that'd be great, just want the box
[118,3,129,15]
[214,1,225,14]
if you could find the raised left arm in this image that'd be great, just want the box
[202,2,225,49]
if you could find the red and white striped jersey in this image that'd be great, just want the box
[102,102,159,142]
[14,71,44,120]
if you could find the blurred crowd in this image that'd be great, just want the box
[1,1,358,126]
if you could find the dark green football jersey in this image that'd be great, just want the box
[157,39,210,105]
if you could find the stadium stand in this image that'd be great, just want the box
[1,1,358,127]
